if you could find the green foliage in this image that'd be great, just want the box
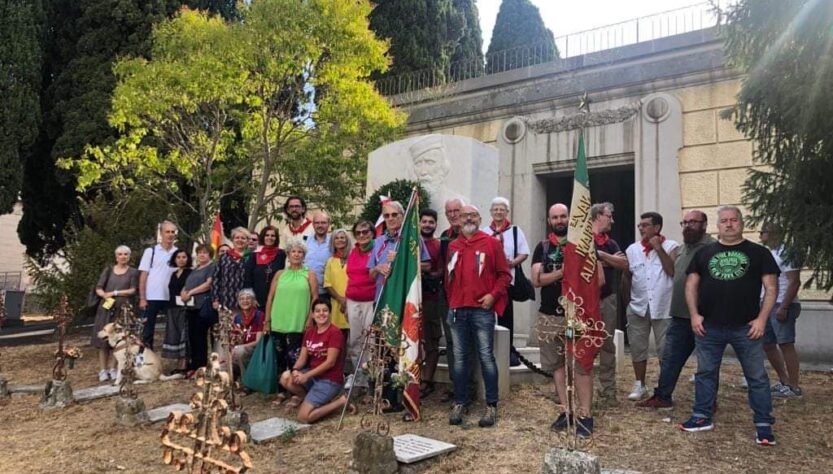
[0,0,43,214]
[360,180,430,224]
[26,191,174,319]
[68,0,405,239]
[369,0,465,80]
[722,0,833,290]
[450,0,485,78]
[485,0,558,74]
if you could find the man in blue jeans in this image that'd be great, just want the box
[637,210,714,410]
[681,206,779,446]
[444,205,512,428]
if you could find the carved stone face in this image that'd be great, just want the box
[411,147,449,194]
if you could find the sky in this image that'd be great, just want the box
[478,0,713,53]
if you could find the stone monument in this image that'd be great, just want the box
[113,304,150,426]
[367,134,498,229]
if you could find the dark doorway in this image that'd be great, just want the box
[545,166,635,334]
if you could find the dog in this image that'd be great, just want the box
[98,322,184,385]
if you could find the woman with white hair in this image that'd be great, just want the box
[265,237,319,405]
[232,288,265,388]
[483,196,530,367]
[91,245,140,382]
[212,227,251,311]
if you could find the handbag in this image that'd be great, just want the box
[508,226,536,302]
[199,300,219,326]
[241,334,278,394]
[84,266,112,312]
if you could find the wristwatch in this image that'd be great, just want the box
[113,290,119,297]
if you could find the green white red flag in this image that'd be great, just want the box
[562,131,603,373]
[372,189,422,421]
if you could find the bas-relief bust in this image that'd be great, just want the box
[367,134,498,230]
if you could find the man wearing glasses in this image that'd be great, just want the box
[624,212,679,401]
[280,195,315,245]
[367,201,430,299]
[637,210,714,410]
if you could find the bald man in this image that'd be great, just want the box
[304,211,332,295]
[637,210,714,410]
[445,205,512,428]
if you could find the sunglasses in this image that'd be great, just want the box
[355,229,373,236]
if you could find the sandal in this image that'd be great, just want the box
[285,395,303,408]
[402,412,417,422]
[271,393,288,407]
[419,382,436,399]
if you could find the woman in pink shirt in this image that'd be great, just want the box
[344,220,376,390]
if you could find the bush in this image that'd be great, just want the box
[359,180,431,226]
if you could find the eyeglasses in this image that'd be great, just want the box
[680,220,705,227]
[637,223,655,229]
[355,229,372,236]
[461,212,479,219]
[382,213,400,218]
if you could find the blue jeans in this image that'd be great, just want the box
[693,322,774,426]
[141,300,168,349]
[653,317,696,402]
[448,308,499,405]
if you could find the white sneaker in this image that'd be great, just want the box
[98,370,110,382]
[740,377,748,389]
[628,381,648,401]
[689,374,696,383]
[109,368,119,380]
[344,373,354,390]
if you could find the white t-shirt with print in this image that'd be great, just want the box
[138,244,178,301]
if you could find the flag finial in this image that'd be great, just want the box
[578,91,592,114]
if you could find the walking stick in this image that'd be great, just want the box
[337,328,372,430]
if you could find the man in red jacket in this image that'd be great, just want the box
[445,204,512,428]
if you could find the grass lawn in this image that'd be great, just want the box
[1,330,831,473]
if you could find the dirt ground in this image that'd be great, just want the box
[1,330,832,474]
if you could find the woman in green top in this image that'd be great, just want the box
[265,238,318,404]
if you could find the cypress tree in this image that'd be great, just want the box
[369,0,464,86]
[449,0,484,80]
[0,0,44,214]
[485,0,557,73]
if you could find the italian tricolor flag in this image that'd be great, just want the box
[372,189,423,421]
[562,131,603,373]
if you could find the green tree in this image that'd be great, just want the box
[449,0,485,80]
[69,1,405,241]
[369,0,465,82]
[0,0,44,214]
[722,0,833,291]
[485,0,557,74]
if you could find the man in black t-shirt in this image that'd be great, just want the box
[679,206,779,447]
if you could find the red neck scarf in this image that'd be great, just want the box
[256,245,279,265]
[489,220,511,242]
[548,232,567,248]
[239,308,257,328]
[289,218,312,235]
[227,247,246,261]
[593,232,610,248]
[641,234,666,256]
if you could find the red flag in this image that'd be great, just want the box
[562,132,602,373]
[374,194,392,237]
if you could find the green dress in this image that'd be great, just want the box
[270,266,311,333]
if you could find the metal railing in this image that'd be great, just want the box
[0,271,22,290]
[376,1,725,96]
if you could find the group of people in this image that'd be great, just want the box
[89,194,802,441]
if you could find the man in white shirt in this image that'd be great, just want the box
[138,220,179,349]
[625,212,679,400]
[760,223,802,398]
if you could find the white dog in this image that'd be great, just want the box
[98,322,184,385]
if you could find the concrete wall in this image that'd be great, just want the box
[0,203,29,289]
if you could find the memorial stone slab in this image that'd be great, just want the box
[10,383,47,395]
[73,384,120,402]
[146,403,192,423]
[393,434,456,464]
[249,417,310,444]
[367,134,499,231]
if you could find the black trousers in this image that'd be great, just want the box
[186,309,212,370]
[272,331,303,393]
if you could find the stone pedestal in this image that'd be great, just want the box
[352,432,399,474]
[542,448,601,474]
[115,396,150,426]
[223,410,250,437]
[40,379,74,409]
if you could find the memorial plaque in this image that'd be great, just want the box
[393,434,456,464]
[249,417,310,444]
[146,403,193,423]
[73,384,120,402]
[10,383,47,395]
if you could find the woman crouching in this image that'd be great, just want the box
[279,298,351,423]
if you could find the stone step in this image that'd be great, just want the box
[433,360,550,388]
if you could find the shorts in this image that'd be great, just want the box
[536,313,588,375]
[763,302,801,345]
[303,377,343,408]
[626,310,670,363]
